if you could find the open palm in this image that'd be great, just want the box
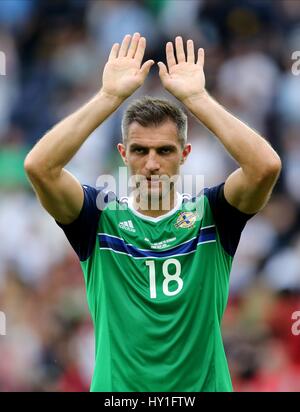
[102,33,154,99]
[158,37,206,102]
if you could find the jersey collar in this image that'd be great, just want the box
[127,192,183,223]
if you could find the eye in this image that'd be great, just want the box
[159,148,172,155]
[134,148,146,154]
[130,147,146,154]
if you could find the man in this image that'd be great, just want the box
[24,33,281,391]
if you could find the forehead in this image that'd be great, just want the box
[126,121,180,147]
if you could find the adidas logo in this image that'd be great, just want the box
[119,220,136,233]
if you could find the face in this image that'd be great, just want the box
[118,120,191,205]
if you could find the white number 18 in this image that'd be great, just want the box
[145,258,183,299]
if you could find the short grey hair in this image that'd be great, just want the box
[121,96,188,147]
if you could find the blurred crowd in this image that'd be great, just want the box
[0,0,300,392]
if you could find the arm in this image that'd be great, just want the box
[24,33,154,224]
[158,37,281,214]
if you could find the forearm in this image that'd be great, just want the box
[25,91,123,178]
[183,92,281,178]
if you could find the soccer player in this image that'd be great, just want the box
[24,33,281,391]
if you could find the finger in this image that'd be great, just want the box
[134,37,146,65]
[127,32,140,58]
[118,34,131,57]
[140,59,155,78]
[197,48,205,67]
[166,42,176,70]
[157,62,169,80]
[175,36,186,63]
[108,43,120,61]
[187,39,195,64]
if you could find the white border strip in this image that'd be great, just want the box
[97,225,216,252]
[99,239,216,260]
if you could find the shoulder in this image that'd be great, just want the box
[200,182,256,257]
[56,184,119,261]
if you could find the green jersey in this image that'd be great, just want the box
[57,183,253,391]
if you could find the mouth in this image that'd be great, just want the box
[146,176,162,186]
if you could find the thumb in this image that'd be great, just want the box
[140,59,155,78]
[157,62,168,79]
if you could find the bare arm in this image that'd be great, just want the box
[24,33,154,224]
[158,37,281,214]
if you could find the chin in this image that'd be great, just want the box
[138,182,174,208]
[149,187,174,208]
[149,190,162,201]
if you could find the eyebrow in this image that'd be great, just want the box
[129,144,177,151]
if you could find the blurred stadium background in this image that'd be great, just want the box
[0,0,300,392]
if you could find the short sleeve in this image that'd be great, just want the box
[56,185,101,261]
[204,182,256,257]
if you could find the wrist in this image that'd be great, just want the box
[97,89,125,108]
[182,90,210,108]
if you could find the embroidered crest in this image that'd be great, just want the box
[175,212,197,229]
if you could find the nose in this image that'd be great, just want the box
[144,151,160,173]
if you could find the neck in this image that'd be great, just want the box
[133,189,178,218]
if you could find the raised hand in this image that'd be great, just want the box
[101,33,154,100]
[158,37,206,102]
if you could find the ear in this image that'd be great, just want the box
[117,143,128,165]
[180,144,192,164]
